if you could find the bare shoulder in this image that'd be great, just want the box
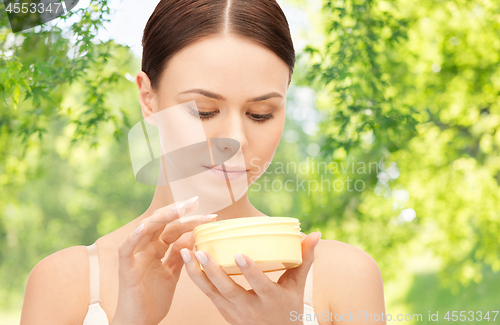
[313,239,386,319]
[314,239,382,279]
[20,245,91,325]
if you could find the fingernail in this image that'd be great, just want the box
[179,214,217,223]
[134,223,144,235]
[180,248,191,264]
[234,253,247,267]
[170,202,185,213]
[314,231,321,248]
[185,196,199,207]
[203,214,217,221]
[195,251,208,266]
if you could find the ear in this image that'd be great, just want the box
[136,71,157,125]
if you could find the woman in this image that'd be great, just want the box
[20,0,386,324]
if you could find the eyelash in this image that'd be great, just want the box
[188,109,275,124]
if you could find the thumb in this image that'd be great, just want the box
[278,231,321,288]
[163,231,195,276]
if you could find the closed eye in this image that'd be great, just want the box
[247,112,275,123]
[188,108,274,124]
[188,109,219,120]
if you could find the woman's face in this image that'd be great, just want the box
[138,34,290,189]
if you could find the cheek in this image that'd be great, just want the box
[248,115,285,173]
[259,112,285,148]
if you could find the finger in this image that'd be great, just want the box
[118,197,201,270]
[159,214,217,244]
[162,232,195,277]
[277,231,321,289]
[133,197,202,253]
[181,248,236,310]
[134,213,217,261]
[132,214,179,255]
[233,253,279,298]
[192,250,249,304]
[147,196,201,241]
[117,222,150,271]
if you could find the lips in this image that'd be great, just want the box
[203,165,248,181]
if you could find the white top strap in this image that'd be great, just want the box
[304,263,314,307]
[87,243,102,306]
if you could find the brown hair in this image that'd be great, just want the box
[141,0,295,89]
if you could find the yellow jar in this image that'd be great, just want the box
[193,216,302,275]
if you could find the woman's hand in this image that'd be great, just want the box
[111,196,217,325]
[181,231,321,325]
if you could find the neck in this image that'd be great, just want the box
[139,182,265,222]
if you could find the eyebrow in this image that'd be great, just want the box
[178,88,283,102]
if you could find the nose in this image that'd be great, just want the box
[214,138,240,153]
[209,137,240,167]
[212,111,248,154]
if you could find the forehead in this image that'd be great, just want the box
[159,34,290,99]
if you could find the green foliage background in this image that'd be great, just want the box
[1,0,499,322]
